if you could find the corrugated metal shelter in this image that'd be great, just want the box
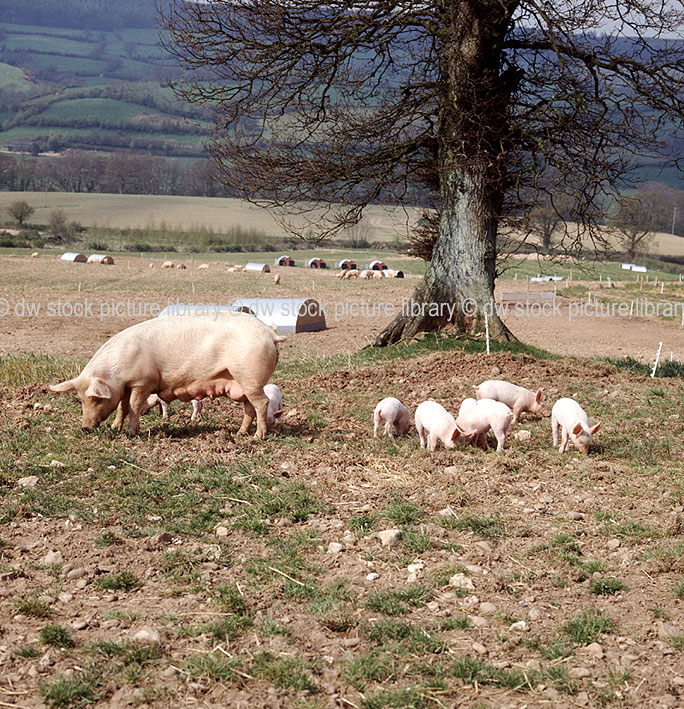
[306,257,327,269]
[275,255,296,267]
[87,254,115,265]
[60,252,87,263]
[336,259,357,270]
[232,298,326,333]
[368,260,387,270]
[158,298,326,334]
[244,262,271,273]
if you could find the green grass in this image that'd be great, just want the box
[39,624,75,649]
[185,653,243,682]
[39,666,102,707]
[14,645,40,658]
[562,608,615,645]
[599,356,684,378]
[14,596,52,618]
[590,578,630,595]
[252,651,319,692]
[365,585,433,616]
[364,619,446,654]
[95,571,141,592]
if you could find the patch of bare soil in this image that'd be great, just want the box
[2,348,684,707]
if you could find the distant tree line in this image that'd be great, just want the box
[0,150,230,197]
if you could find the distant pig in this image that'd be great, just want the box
[474,380,546,424]
[48,312,285,438]
[373,397,411,439]
[414,400,471,451]
[142,394,203,421]
[552,398,600,455]
[456,397,514,452]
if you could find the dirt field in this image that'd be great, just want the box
[0,252,683,363]
[2,252,684,708]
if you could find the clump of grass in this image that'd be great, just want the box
[95,531,123,547]
[365,585,433,616]
[522,636,573,660]
[95,571,141,592]
[451,656,537,690]
[562,608,615,645]
[39,668,101,708]
[591,578,629,595]
[251,650,318,692]
[383,498,425,525]
[350,512,378,538]
[158,548,203,585]
[429,563,467,586]
[440,615,473,631]
[673,577,684,599]
[345,650,397,690]
[185,653,243,682]
[365,618,445,654]
[214,583,250,615]
[667,633,684,651]
[14,645,40,658]
[14,596,51,618]
[362,687,425,708]
[203,615,254,642]
[39,624,75,649]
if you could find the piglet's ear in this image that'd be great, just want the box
[535,388,543,401]
[48,379,76,393]
[273,409,283,419]
[572,422,583,436]
[451,427,462,440]
[85,378,113,400]
[590,422,601,435]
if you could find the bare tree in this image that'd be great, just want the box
[160,0,684,344]
[6,200,35,227]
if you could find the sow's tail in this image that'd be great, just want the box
[271,326,287,361]
[271,326,287,343]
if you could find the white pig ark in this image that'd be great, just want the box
[456,397,514,452]
[373,397,411,438]
[474,380,546,423]
[414,400,472,451]
[552,398,600,454]
[48,313,284,438]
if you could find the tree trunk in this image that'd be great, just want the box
[375,2,516,347]
[374,164,513,346]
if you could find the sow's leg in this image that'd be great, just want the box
[112,391,131,431]
[128,387,152,436]
[240,388,270,438]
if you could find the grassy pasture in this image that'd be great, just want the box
[0,191,423,244]
[34,98,176,124]
[0,62,33,92]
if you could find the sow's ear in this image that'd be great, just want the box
[48,379,76,393]
[85,378,113,400]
